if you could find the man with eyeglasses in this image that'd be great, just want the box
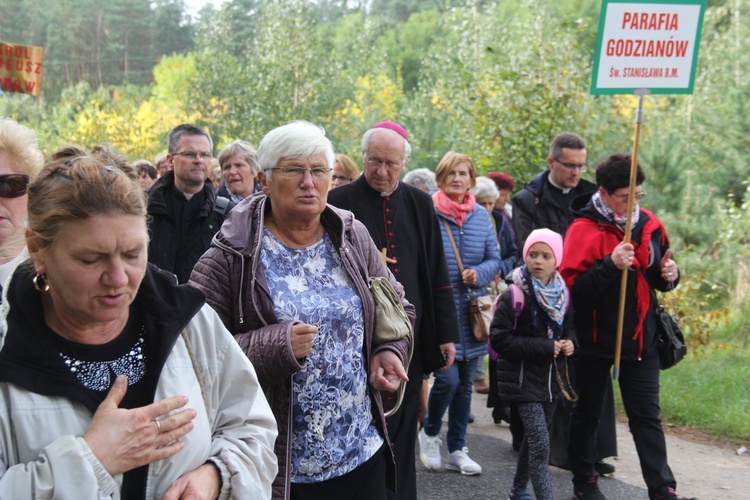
[147,123,234,283]
[512,132,596,250]
[511,132,618,479]
[327,121,459,500]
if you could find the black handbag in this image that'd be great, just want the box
[656,303,687,369]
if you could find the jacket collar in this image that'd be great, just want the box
[0,263,205,411]
[148,170,217,218]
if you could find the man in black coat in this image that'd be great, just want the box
[327,121,459,500]
[147,124,234,283]
[511,132,617,474]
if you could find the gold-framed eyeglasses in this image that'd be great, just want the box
[553,158,587,172]
[172,151,213,162]
[265,166,332,179]
[365,157,403,171]
[612,191,646,203]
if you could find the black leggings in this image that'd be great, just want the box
[513,399,558,500]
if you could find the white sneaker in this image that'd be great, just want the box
[445,447,482,475]
[418,428,442,470]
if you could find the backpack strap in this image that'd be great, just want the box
[508,283,525,329]
[213,195,231,216]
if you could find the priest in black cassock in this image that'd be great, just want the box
[328,121,459,500]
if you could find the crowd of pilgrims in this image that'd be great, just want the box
[0,117,690,500]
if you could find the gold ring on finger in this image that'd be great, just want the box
[155,419,162,432]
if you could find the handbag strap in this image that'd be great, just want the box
[181,329,210,414]
[442,219,465,272]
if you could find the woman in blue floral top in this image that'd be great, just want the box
[190,121,414,500]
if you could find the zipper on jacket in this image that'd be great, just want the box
[548,363,553,402]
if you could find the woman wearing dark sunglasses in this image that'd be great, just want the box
[0,118,44,302]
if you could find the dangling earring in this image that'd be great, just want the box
[33,273,49,292]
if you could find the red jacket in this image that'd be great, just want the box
[560,200,675,361]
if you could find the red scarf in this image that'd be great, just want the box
[432,189,476,227]
[561,209,667,358]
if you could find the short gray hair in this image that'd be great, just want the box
[549,132,586,159]
[258,121,335,181]
[218,139,259,173]
[361,128,412,162]
[471,176,500,201]
[167,123,213,154]
[403,168,437,193]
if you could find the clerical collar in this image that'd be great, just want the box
[381,180,400,197]
[173,183,197,201]
[547,174,572,194]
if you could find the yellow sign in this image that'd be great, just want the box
[0,42,44,96]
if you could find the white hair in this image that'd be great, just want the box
[403,168,437,193]
[471,176,500,201]
[361,128,412,162]
[258,121,335,180]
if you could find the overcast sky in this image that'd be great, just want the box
[184,0,222,16]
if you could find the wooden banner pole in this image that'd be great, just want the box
[613,88,649,380]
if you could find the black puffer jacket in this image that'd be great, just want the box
[489,286,577,403]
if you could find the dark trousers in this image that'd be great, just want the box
[385,366,422,500]
[568,355,676,498]
[291,445,386,500]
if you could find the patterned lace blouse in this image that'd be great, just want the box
[261,228,383,483]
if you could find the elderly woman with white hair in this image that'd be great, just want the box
[0,118,44,302]
[403,168,438,193]
[472,176,519,279]
[190,121,414,500]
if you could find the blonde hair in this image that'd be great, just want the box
[434,151,476,189]
[334,154,360,180]
[27,145,146,249]
[0,118,44,179]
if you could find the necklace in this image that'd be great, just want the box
[269,217,323,248]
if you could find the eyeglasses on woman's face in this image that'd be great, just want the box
[265,166,332,179]
[0,174,30,198]
[611,190,646,204]
[331,175,352,183]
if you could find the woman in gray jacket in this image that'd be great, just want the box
[190,121,414,500]
[0,146,278,499]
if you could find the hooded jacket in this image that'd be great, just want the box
[0,263,278,499]
[559,194,677,361]
[189,193,414,499]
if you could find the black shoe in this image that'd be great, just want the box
[493,406,511,425]
[572,475,607,500]
[594,460,615,475]
[651,486,697,500]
